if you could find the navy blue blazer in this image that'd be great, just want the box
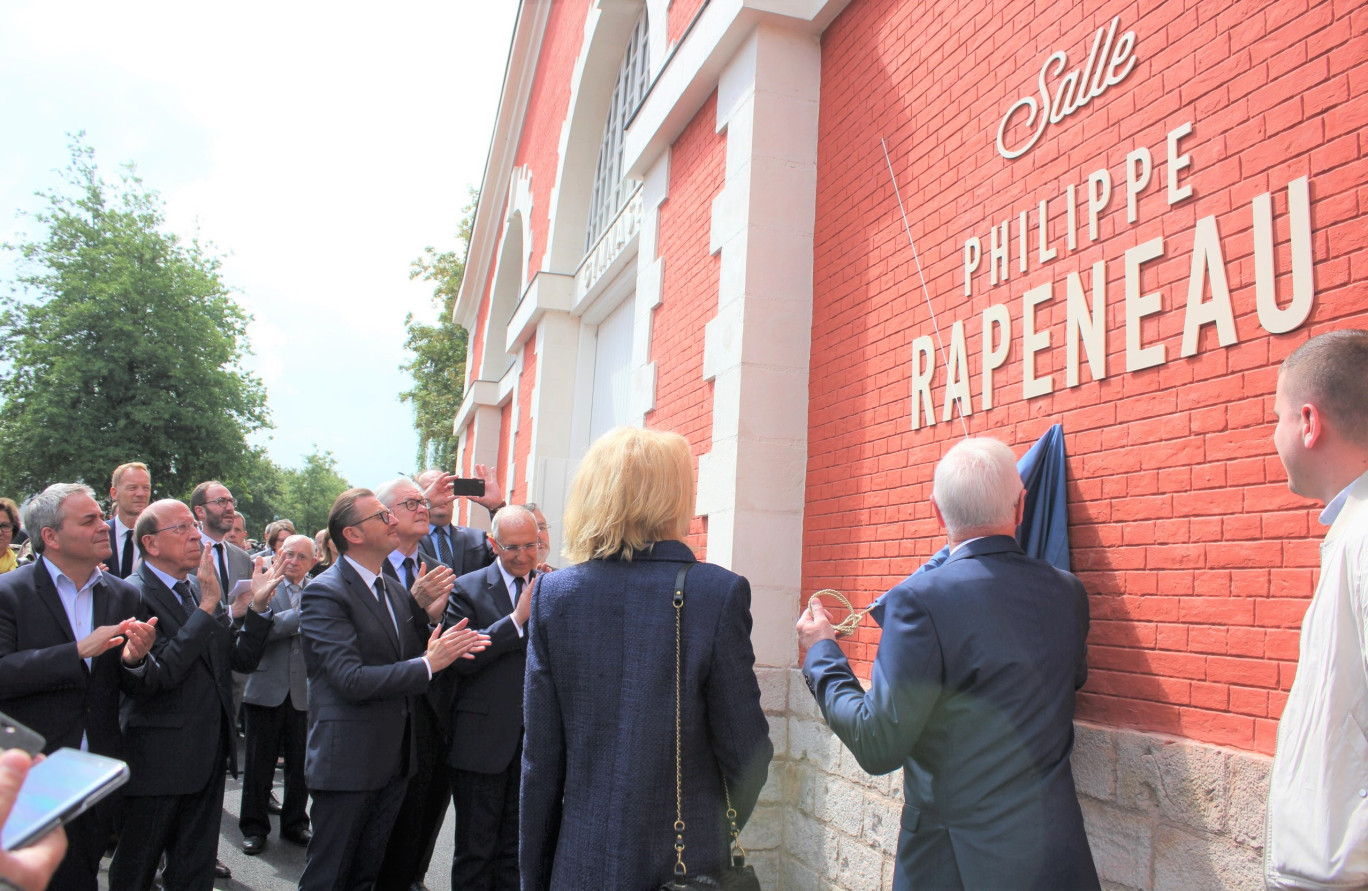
[300,558,432,792]
[520,541,773,890]
[426,523,493,577]
[803,535,1099,891]
[123,564,270,797]
[0,559,147,757]
[444,560,527,774]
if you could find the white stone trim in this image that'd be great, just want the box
[695,22,819,671]
[457,1,552,330]
[629,150,670,426]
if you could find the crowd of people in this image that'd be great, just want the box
[0,329,1365,891]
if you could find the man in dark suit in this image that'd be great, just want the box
[417,467,499,577]
[0,483,157,891]
[238,533,315,855]
[105,461,152,579]
[376,478,458,891]
[109,498,280,891]
[445,505,539,891]
[798,437,1100,891]
[298,488,487,891]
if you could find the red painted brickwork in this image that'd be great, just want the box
[466,217,503,390]
[512,337,537,505]
[648,91,725,558]
[668,0,706,46]
[514,0,590,281]
[808,0,1368,754]
[467,1,587,398]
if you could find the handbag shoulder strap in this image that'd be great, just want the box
[670,562,691,882]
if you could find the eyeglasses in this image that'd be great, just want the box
[494,540,539,555]
[536,523,550,532]
[205,497,236,508]
[0,523,12,533]
[350,508,395,528]
[149,522,195,537]
[398,498,431,513]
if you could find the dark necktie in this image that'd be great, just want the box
[402,557,416,592]
[511,575,525,616]
[372,578,398,644]
[214,543,230,597]
[435,526,453,565]
[172,580,196,618]
[121,530,134,577]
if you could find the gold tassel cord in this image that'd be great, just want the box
[806,589,878,637]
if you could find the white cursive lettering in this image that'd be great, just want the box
[997,16,1139,160]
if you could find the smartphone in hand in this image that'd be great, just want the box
[2,748,129,850]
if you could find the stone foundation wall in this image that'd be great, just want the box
[741,668,1272,890]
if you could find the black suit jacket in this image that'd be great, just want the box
[427,524,493,577]
[382,544,456,737]
[443,561,527,774]
[803,535,1099,891]
[300,558,432,792]
[105,519,136,579]
[0,559,147,757]
[122,564,270,797]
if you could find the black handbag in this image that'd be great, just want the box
[659,565,762,891]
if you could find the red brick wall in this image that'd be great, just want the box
[668,0,706,46]
[808,0,1368,754]
[513,338,537,505]
[467,218,503,389]
[649,91,725,557]
[515,0,591,280]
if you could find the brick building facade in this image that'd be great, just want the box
[452,1,1368,887]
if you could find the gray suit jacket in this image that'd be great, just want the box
[243,578,307,709]
[190,538,253,593]
[300,558,431,792]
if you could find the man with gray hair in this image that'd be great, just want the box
[444,504,540,890]
[797,436,1100,891]
[1265,329,1368,889]
[0,483,157,891]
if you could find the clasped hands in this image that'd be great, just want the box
[195,547,286,619]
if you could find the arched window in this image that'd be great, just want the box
[583,11,650,254]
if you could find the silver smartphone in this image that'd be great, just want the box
[0,713,44,756]
[1,748,129,850]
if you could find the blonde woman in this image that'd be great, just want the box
[520,427,772,889]
[0,499,19,574]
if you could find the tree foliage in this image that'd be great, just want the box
[0,136,269,502]
[273,448,350,537]
[401,189,476,470]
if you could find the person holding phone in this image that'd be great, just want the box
[0,483,157,891]
[0,748,67,891]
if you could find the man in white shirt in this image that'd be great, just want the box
[376,477,459,891]
[105,462,152,579]
[0,483,156,891]
[1265,329,1368,889]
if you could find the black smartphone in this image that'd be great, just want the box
[1,748,130,850]
[0,712,44,756]
[451,478,486,498]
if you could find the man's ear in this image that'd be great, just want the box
[930,496,947,530]
[342,525,364,549]
[1015,488,1027,527]
[1301,402,1324,449]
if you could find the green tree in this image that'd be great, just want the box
[0,136,270,501]
[274,448,350,536]
[402,189,475,470]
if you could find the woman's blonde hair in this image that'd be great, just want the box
[562,426,695,562]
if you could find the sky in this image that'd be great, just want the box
[0,1,520,491]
